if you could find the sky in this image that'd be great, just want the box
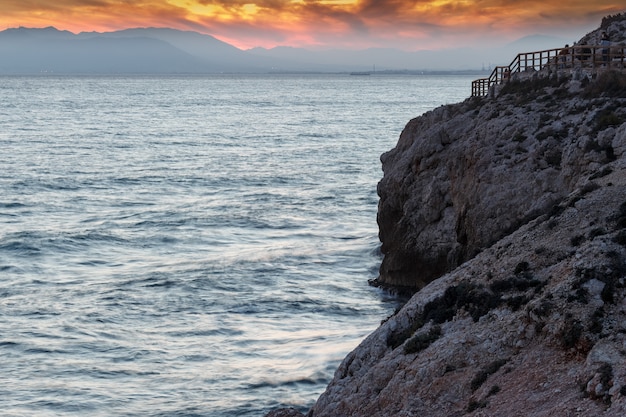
[0,1,623,50]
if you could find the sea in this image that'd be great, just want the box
[0,73,477,416]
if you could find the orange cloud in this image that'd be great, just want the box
[0,1,623,50]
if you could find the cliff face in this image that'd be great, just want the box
[374,96,570,290]
[266,14,626,417]
[310,154,626,416]
[373,15,626,292]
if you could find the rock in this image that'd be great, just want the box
[264,408,305,417]
[310,162,626,417]
[375,72,626,291]
[372,12,626,292]
[265,12,626,417]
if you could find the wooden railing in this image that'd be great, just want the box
[471,45,626,97]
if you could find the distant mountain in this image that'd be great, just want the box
[0,26,76,40]
[505,34,571,52]
[0,27,209,73]
[0,26,287,74]
[82,28,274,72]
[0,27,571,74]
[247,36,570,72]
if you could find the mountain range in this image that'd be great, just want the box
[0,27,570,74]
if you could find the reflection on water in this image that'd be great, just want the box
[0,74,475,416]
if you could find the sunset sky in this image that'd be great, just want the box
[1,1,623,50]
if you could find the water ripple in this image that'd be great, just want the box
[0,73,474,416]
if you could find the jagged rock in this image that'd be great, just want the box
[264,408,305,417]
[310,164,626,416]
[374,42,626,291]
[265,13,626,417]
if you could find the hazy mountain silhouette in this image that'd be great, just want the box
[0,27,210,73]
[248,34,570,72]
[0,26,290,73]
[0,27,569,74]
[80,28,279,72]
[505,34,572,52]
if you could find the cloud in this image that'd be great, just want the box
[0,0,623,49]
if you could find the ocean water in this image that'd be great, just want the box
[0,73,476,416]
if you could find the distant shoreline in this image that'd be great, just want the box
[0,70,491,77]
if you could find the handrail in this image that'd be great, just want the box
[471,44,626,97]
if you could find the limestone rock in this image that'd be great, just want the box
[264,13,626,417]
[303,14,626,415]
[375,56,626,291]
[310,158,626,417]
[265,408,305,417]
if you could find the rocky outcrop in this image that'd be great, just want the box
[270,155,626,416]
[373,14,626,292]
[374,24,626,291]
[310,159,626,416]
[265,409,306,417]
[374,95,572,291]
[265,13,626,417]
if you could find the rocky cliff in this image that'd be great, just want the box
[373,14,626,292]
[266,13,626,417]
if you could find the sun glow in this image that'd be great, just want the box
[0,1,622,50]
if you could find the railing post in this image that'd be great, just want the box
[470,44,626,97]
[524,54,528,71]
[593,47,597,68]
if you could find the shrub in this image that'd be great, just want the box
[589,308,604,334]
[505,295,531,311]
[490,277,542,292]
[595,112,623,131]
[467,399,488,412]
[583,70,626,98]
[514,261,530,274]
[471,359,508,391]
[416,281,506,329]
[422,291,457,324]
[615,201,626,229]
[561,319,584,349]
[589,166,613,180]
[571,234,586,247]
[513,132,526,142]
[567,287,589,304]
[544,150,562,167]
[489,263,542,295]
[387,316,425,349]
[614,230,626,246]
[465,96,485,111]
[404,325,442,354]
[424,282,479,323]
[533,299,555,317]
[601,13,626,29]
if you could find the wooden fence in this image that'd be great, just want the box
[471,45,626,97]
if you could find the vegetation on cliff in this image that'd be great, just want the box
[374,20,626,292]
[267,13,626,417]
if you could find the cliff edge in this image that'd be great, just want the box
[266,13,626,417]
[373,14,626,292]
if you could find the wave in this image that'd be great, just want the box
[0,73,469,417]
